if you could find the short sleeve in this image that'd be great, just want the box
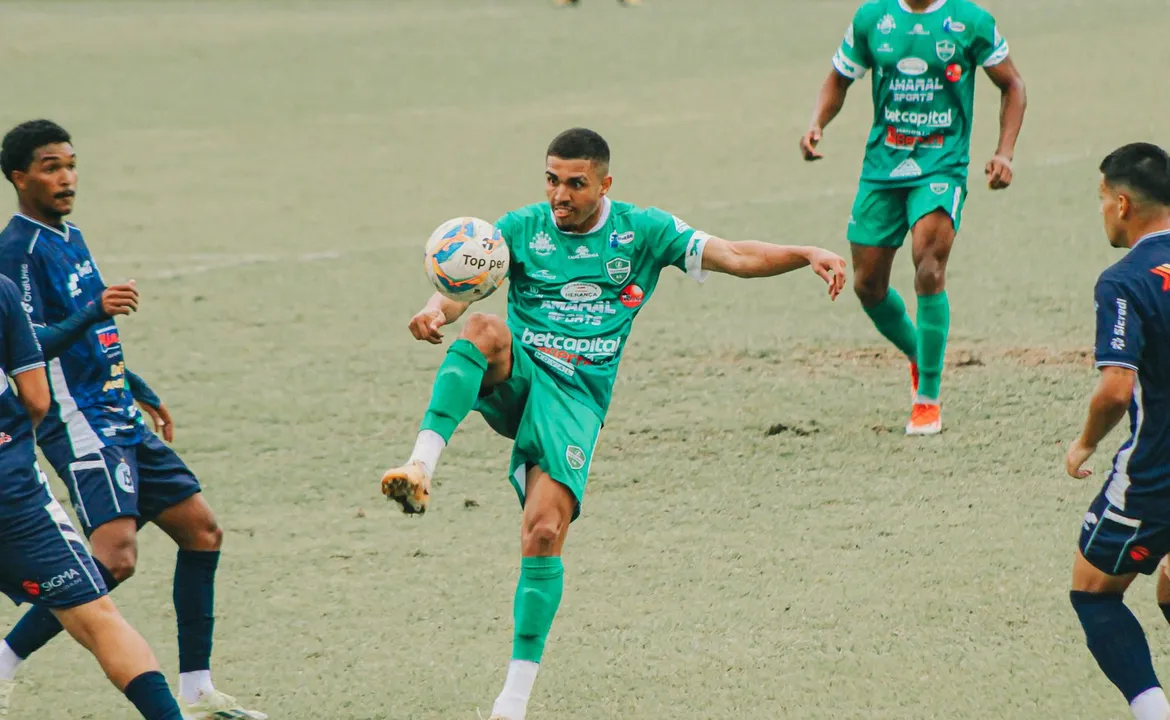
[1094,277,1143,371]
[494,212,525,278]
[639,208,710,284]
[0,276,44,377]
[971,11,1009,67]
[832,6,873,80]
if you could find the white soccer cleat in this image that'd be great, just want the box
[0,678,13,716]
[179,690,268,719]
[381,460,432,515]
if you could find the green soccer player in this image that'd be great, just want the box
[800,0,1027,435]
[380,128,846,720]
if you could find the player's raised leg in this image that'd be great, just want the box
[383,308,513,514]
[1071,550,1170,720]
[906,208,957,435]
[489,465,572,720]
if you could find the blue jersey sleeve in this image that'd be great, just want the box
[0,244,47,326]
[1094,276,1144,371]
[0,277,45,377]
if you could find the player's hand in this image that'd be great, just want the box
[985,155,1013,190]
[1065,438,1096,479]
[138,401,174,443]
[800,127,824,161]
[409,308,447,345]
[806,248,847,300]
[101,281,139,317]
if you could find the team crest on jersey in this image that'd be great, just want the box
[936,40,956,61]
[565,445,586,471]
[605,257,631,284]
[930,183,949,195]
[876,14,896,34]
[115,460,134,494]
[530,232,555,257]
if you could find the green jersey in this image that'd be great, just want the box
[832,0,1009,185]
[496,199,709,419]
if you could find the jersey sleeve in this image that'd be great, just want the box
[494,211,525,279]
[640,208,711,284]
[1094,276,1143,371]
[0,277,45,377]
[0,244,47,326]
[832,5,873,80]
[970,10,1009,67]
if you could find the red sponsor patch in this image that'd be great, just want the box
[620,284,644,308]
[22,580,40,597]
[945,64,963,82]
[884,126,944,149]
[1152,264,1170,291]
[1130,546,1151,562]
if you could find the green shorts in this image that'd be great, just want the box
[474,339,603,520]
[846,177,967,248]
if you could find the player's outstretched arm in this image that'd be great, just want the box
[1066,366,1134,479]
[408,291,481,345]
[983,57,1027,190]
[701,238,847,300]
[801,70,854,161]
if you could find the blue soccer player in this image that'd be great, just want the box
[0,120,266,720]
[1066,142,1170,720]
[0,271,186,719]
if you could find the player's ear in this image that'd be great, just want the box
[600,174,613,196]
[9,171,26,193]
[1117,193,1133,220]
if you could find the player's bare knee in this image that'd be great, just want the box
[97,544,138,583]
[914,257,947,294]
[853,272,888,307]
[521,512,567,556]
[461,312,510,362]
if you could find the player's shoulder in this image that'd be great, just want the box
[949,0,998,25]
[850,0,890,23]
[496,202,547,228]
[0,216,40,259]
[613,202,681,231]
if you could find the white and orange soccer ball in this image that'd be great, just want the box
[423,217,509,302]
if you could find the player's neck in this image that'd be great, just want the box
[899,0,945,13]
[17,202,65,231]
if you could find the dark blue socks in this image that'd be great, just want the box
[174,550,219,673]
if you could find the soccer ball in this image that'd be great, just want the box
[423,217,509,302]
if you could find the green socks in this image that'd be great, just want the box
[863,288,918,361]
[512,557,564,663]
[419,338,488,443]
[915,291,950,402]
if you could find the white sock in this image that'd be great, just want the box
[0,641,23,681]
[179,669,215,704]
[1131,687,1170,720]
[491,659,539,720]
[408,430,446,477]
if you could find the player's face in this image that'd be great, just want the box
[13,143,77,220]
[545,156,611,232]
[1099,178,1129,248]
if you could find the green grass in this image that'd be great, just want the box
[0,0,1168,717]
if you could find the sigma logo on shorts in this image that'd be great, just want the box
[935,40,956,61]
[605,257,631,284]
[560,282,603,302]
[896,57,929,76]
[115,460,134,493]
[931,183,950,195]
[565,445,586,471]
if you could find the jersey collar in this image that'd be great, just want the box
[1133,228,1170,248]
[13,213,71,242]
[549,197,611,236]
[898,0,948,13]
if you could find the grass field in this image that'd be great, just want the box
[1,0,1169,717]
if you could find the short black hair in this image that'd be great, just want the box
[1100,142,1170,206]
[1,119,72,183]
[546,128,610,170]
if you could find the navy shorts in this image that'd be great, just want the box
[47,432,202,536]
[0,464,107,609]
[1079,491,1170,576]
